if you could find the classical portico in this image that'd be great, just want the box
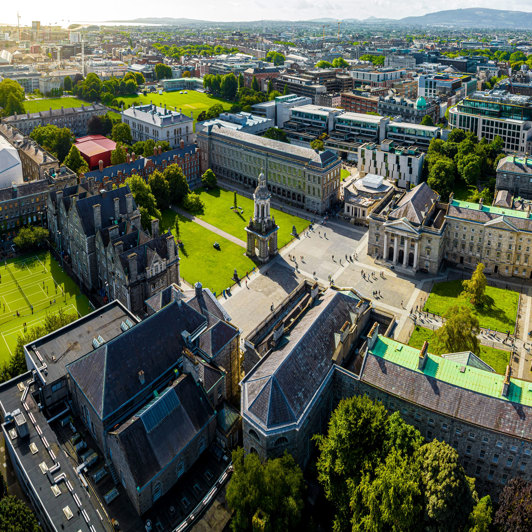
[383,228,419,270]
[246,171,279,263]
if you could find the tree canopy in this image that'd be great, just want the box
[0,495,40,532]
[13,226,49,251]
[462,263,487,306]
[263,127,289,143]
[201,169,217,189]
[226,448,305,532]
[63,145,89,175]
[126,175,160,229]
[111,122,132,145]
[494,478,532,532]
[266,51,285,66]
[29,125,74,163]
[154,63,172,80]
[434,305,480,356]
[0,79,25,117]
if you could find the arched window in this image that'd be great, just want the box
[274,437,288,447]
[249,429,259,441]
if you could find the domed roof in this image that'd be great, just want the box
[254,171,270,201]
[0,136,23,188]
[415,96,427,110]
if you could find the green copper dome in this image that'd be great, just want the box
[415,96,427,109]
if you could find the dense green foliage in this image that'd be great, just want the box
[126,175,161,229]
[132,139,171,157]
[72,72,139,105]
[263,127,289,143]
[433,305,480,355]
[310,138,324,151]
[201,169,217,189]
[154,63,172,80]
[87,113,116,136]
[226,448,305,532]
[425,129,504,201]
[266,51,285,65]
[13,226,49,251]
[315,396,487,531]
[110,143,128,165]
[152,43,238,59]
[29,124,74,163]
[63,145,89,175]
[494,478,532,532]
[462,263,487,307]
[111,122,132,145]
[360,54,385,66]
[0,495,41,531]
[0,79,25,117]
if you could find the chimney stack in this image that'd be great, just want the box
[502,365,511,397]
[154,146,158,156]
[126,153,131,164]
[418,341,429,370]
[150,218,159,237]
[126,193,133,214]
[93,203,101,231]
[131,152,136,162]
[128,253,137,281]
[479,198,483,210]
[195,281,202,298]
[366,322,379,350]
[114,240,123,255]
[166,234,176,262]
[114,196,120,219]
[98,159,103,172]
[180,139,185,149]
[158,145,162,155]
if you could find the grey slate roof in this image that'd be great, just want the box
[198,320,239,360]
[67,300,208,420]
[111,374,214,488]
[390,182,439,225]
[497,156,532,175]
[360,353,532,440]
[242,290,361,430]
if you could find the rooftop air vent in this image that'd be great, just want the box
[92,335,105,349]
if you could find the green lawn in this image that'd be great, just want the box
[341,168,351,181]
[161,209,257,295]
[188,187,310,249]
[409,326,511,375]
[23,97,89,113]
[0,252,92,363]
[115,90,232,126]
[423,279,518,334]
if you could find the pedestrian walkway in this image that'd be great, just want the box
[171,206,246,248]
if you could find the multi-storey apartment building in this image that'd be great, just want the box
[449,90,532,153]
[272,74,327,103]
[197,124,341,213]
[3,103,108,136]
[340,90,379,114]
[350,68,407,88]
[121,103,194,148]
[418,72,476,99]
[251,94,313,128]
[358,140,425,189]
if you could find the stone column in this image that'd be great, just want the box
[383,232,388,259]
[413,241,419,270]
[393,236,399,264]
[403,238,408,267]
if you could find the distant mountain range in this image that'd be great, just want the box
[108,8,532,30]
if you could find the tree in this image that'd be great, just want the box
[154,63,172,80]
[182,70,191,78]
[494,478,532,532]
[183,192,204,214]
[63,145,89,175]
[163,164,190,205]
[30,125,74,163]
[462,263,487,306]
[433,305,480,356]
[310,139,324,151]
[87,115,104,135]
[111,122,132,145]
[459,153,482,185]
[315,60,333,68]
[4,93,25,116]
[201,169,217,189]
[421,114,434,126]
[238,72,244,89]
[196,110,207,122]
[283,84,289,95]
[448,128,467,143]
[251,76,260,92]
[226,448,304,532]
[266,51,285,66]
[221,73,238,101]
[0,495,40,532]
[468,496,492,532]
[263,127,289,143]
[63,75,73,91]
[0,79,25,116]
[417,440,475,531]
[267,79,273,94]
[427,157,456,201]
[332,57,349,68]
[148,170,171,210]
[110,143,128,165]
[134,72,145,85]
[268,90,281,101]
[126,175,160,228]
[206,103,224,119]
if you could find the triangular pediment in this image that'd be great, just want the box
[484,216,518,232]
[384,218,420,235]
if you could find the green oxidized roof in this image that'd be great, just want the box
[450,199,532,220]
[415,96,427,109]
[370,336,532,408]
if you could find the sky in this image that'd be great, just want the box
[2,0,532,26]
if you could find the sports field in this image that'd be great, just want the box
[115,90,232,124]
[0,252,92,362]
[23,97,89,113]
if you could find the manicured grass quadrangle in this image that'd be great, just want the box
[423,279,518,334]
[23,97,90,114]
[0,252,92,363]
[161,210,256,296]
[190,188,310,248]
[409,326,511,375]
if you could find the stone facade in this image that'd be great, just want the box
[496,155,532,199]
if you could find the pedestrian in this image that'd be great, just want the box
[245,280,248,288]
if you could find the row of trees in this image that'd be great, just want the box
[315,57,349,68]
[72,72,144,105]
[152,43,238,59]
[425,128,505,201]
[13,226,49,252]
[0,78,25,117]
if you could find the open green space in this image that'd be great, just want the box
[340,168,350,181]
[0,252,92,362]
[23,97,89,113]
[423,279,518,334]
[161,209,257,295]
[115,90,232,125]
[189,187,310,249]
[409,326,511,375]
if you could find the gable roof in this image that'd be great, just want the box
[110,374,214,489]
[389,182,439,225]
[67,300,207,420]
[242,290,362,430]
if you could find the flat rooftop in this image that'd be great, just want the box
[27,301,138,385]
[370,336,532,407]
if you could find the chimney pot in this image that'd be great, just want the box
[98,159,103,172]
[418,341,429,370]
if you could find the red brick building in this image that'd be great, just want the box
[341,92,379,114]
[75,135,116,169]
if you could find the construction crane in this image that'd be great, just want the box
[338,21,341,39]
[17,12,21,42]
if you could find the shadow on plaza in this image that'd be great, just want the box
[260,257,301,294]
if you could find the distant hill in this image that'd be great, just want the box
[108,8,532,30]
[372,8,532,29]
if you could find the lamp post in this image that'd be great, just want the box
[57,231,63,268]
